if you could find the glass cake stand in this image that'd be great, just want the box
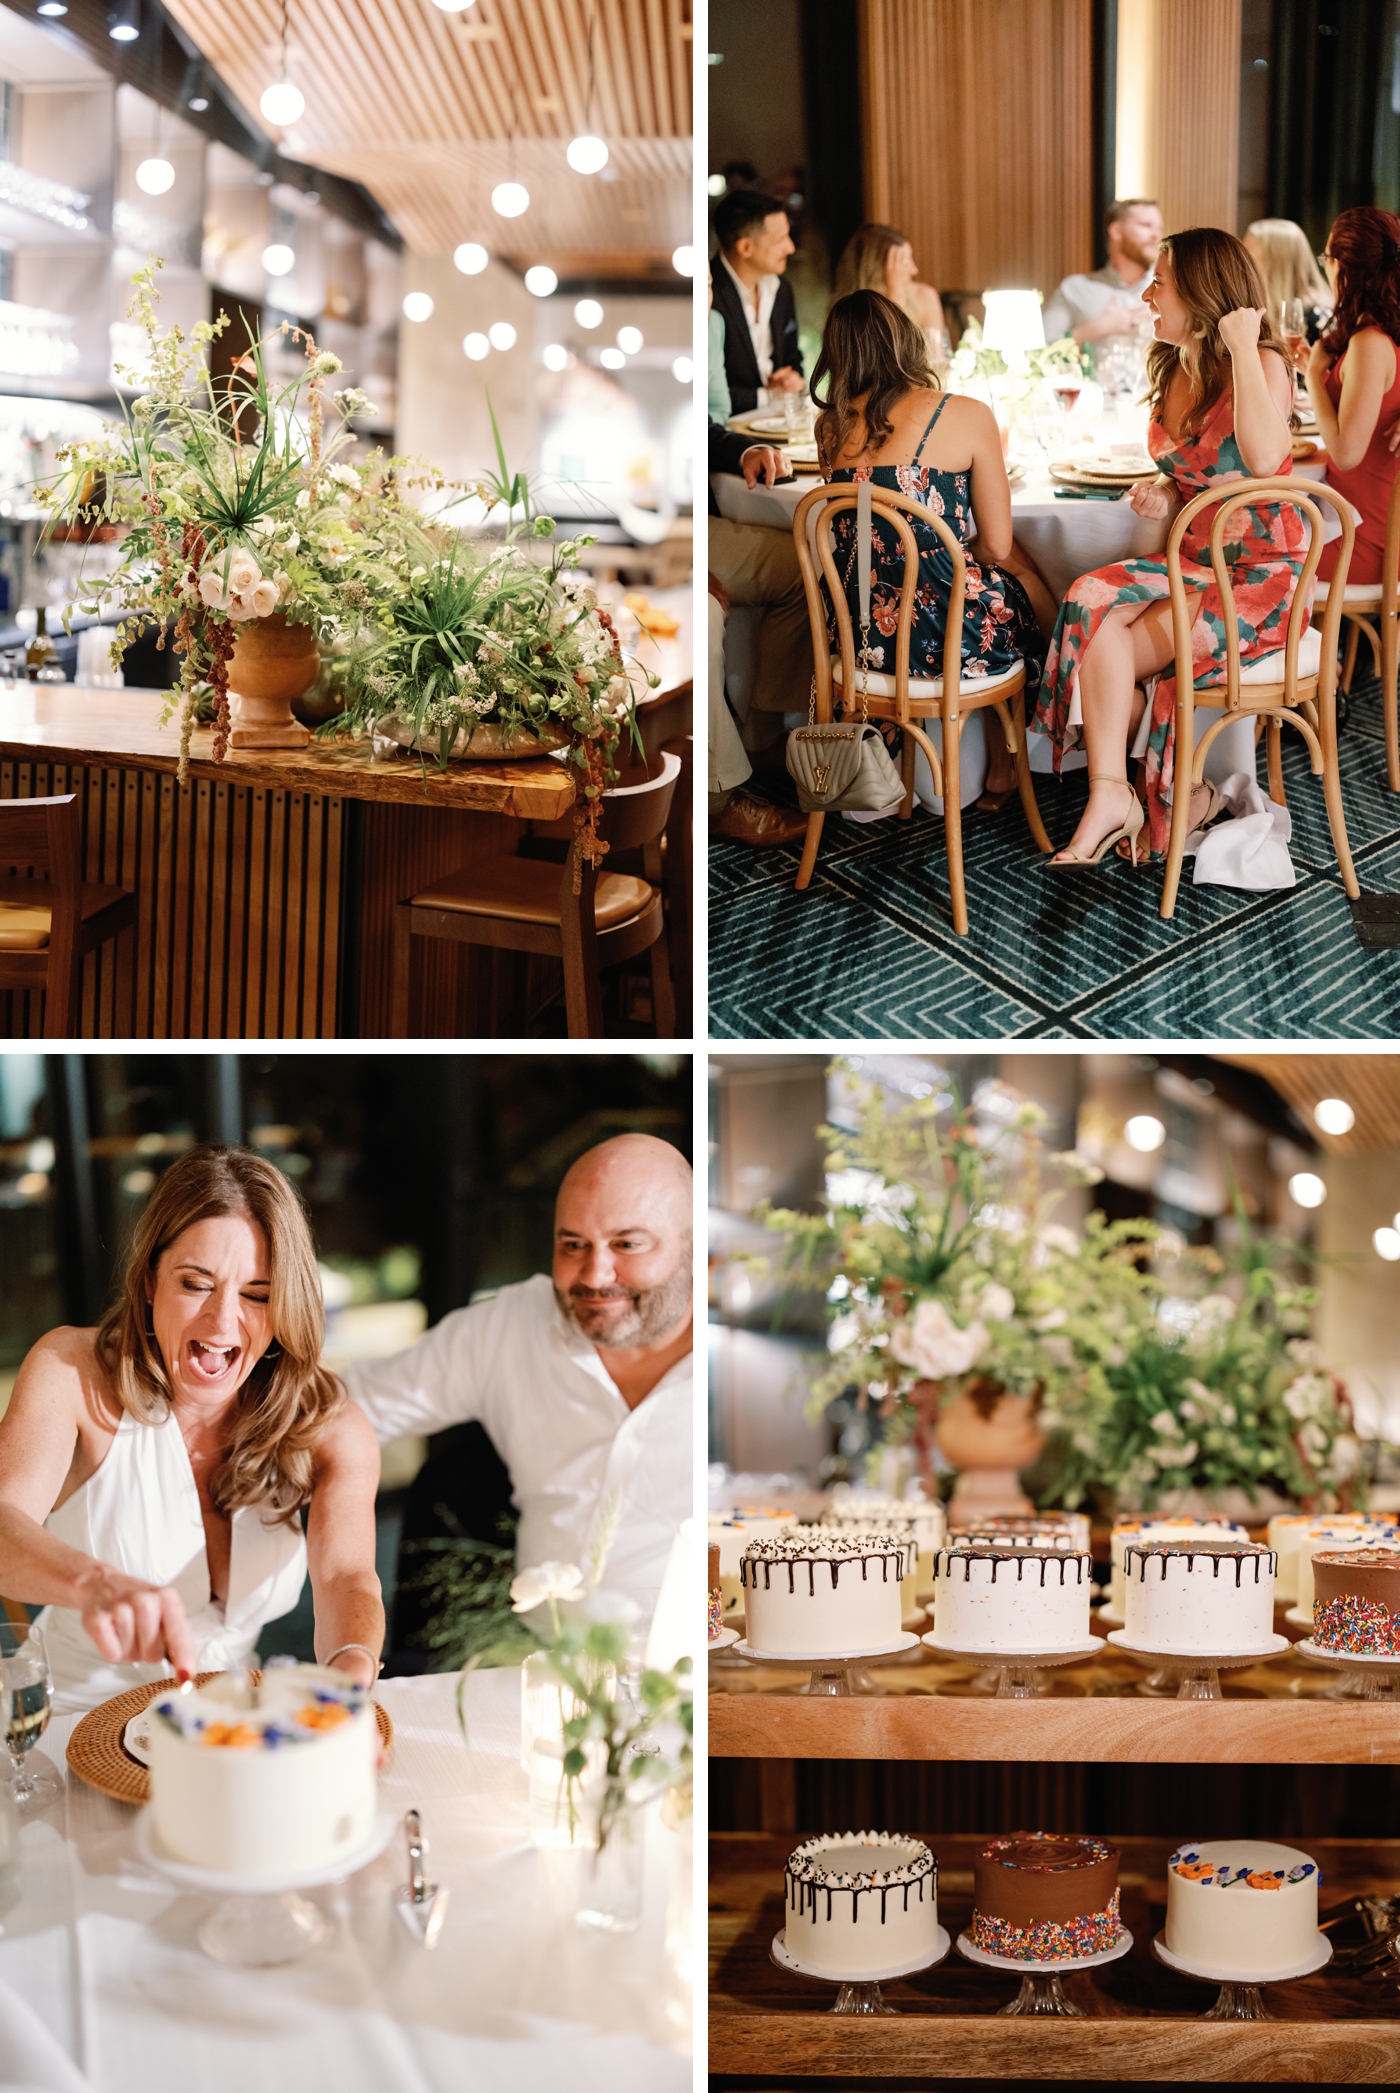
[956,1925,1133,2015]
[1291,1637,1400,1702]
[770,1923,951,2013]
[920,1634,1102,1700]
[134,1804,397,1965]
[1152,1928,1332,2017]
[733,1632,922,1696]
[1105,1630,1289,1700]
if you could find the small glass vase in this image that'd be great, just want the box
[576,1782,644,1934]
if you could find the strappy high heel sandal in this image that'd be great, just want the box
[1047,776,1146,868]
[1114,779,1223,863]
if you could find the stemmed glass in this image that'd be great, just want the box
[1,1624,62,1818]
[1281,299,1309,400]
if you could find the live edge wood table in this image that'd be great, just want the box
[710,1641,1400,2083]
[0,681,577,1037]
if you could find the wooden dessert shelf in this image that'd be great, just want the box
[710,1833,1400,2082]
[709,1636,1400,1762]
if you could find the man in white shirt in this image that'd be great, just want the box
[711,188,805,415]
[1043,199,1163,370]
[343,1134,692,1629]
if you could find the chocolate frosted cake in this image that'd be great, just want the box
[970,1833,1121,1961]
[784,1832,939,1977]
[931,1546,1093,1652]
[708,1542,723,1645]
[740,1531,915,1656]
[1121,1540,1276,1652]
[1311,1547,1400,1655]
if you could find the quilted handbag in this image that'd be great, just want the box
[785,479,904,814]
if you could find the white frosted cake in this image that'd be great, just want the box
[708,1511,797,1620]
[947,1513,1089,1553]
[1121,1541,1276,1653]
[1166,1840,1321,1977]
[1106,1518,1246,1619]
[931,1546,1093,1652]
[1291,1520,1400,1621]
[1266,1512,1369,1603]
[784,1832,938,1976]
[740,1532,914,1656]
[146,1664,377,1878]
[822,1494,945,1598]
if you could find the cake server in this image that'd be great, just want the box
[395,1809,449,1948]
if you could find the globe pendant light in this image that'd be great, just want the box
[491,181,529,218]
[260,0,305,128]
[454,242,488,275]
[566,135,608,174]
[135,102,174,196]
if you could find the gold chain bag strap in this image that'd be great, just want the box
[786,478,905,813]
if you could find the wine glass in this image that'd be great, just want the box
[1281,298,1308,389]
[1,1626,62,1818]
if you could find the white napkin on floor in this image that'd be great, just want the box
[1186,771,1295,890]
[0,1975,92,2092]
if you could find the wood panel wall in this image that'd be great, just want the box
[0,761,344,1039]
[1116,0,1241,237]
[858,0,1095,298]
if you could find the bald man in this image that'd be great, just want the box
[342,1135,693,1625]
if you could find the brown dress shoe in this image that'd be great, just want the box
[710,789,809,847]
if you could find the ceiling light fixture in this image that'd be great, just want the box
[1314,1097,1355,1136]
[616,325,642,353]
[432,0,477,10]
[1124,1114,1166,1153]
[262,243,295,277]
[491,181,529,218]
[463,332,489,360]
[574,298,602,329]
[135,157,174,194]
[671,244,695,277]
[524,265,557,297]
[402,292,434,322]
[260,0,305,127]
[600,346,624,369]
[542,344,567,371]
[454,242,488,275]
[671,355,692,382]
[1375,1226,1400,1262]
[567,9,609,174]
[1288,1172,1326,1210]
[488,321,517,350]
[108,0,138,40]
[38,2,68,15]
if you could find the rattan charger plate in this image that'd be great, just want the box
[66,1669,395,1807]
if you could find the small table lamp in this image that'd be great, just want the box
[981,289,1046,355]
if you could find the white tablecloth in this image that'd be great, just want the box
[0,1673,689,2092]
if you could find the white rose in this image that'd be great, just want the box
[249,578,280,617]
[890,1297,987,1380]
[980,1283,1016,1323]
[510,1561,586,1613]
[225,594,257,622]
[197,570,228,610]
[225,549,261,594]
[252,516,276,537]
[1150,1410,1179,1436]
[295,488,311,510]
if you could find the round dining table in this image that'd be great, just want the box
[0,1669,690,2092]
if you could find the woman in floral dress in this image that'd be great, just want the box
[815,291,1054,744]
[1032,228,1301,864]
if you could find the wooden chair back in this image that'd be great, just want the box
[593,748,681,855]
[0,795,84,1025]
[794,482,973,724]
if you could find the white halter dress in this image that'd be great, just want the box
[27,1410,308,1714]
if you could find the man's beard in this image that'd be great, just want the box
[557,1262,692,1350]
[1120,234,1158,273]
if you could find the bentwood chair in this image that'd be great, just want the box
[389,751,680,1039]
[792,482,1052,936]
[1314,466,1400,795]
[0,795,137,1037]
[1159,479,1357,919]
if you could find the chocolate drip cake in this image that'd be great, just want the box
[1121,1540,1276,1652]
[740,1532,915,1656]
[1311,1547,1400,1655]
[970,1833,1121,1961]
[784,1832,938,1977]
[1106,1517,1246,1617]
[931,1545,1093,1652]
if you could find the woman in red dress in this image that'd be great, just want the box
[1303,206,1400,587]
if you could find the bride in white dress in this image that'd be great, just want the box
[0,1145,383,1713]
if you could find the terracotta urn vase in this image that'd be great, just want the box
[227,613,317,749]
[933,1377,1045,1522]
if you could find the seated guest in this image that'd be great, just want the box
[832,223,947,344]
[342,1136,692,1629]
[1244,218,1333,343]
[814,290,1054,734]
[1300,206,1400,586]
[1043,199,1162,368]
[0,1147,383,1712]
[709,270,733,424]
[707,416,814,839]
[711,189,804,415]
[1032,228,1300,866]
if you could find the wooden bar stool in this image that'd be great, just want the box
[1314,466,1400,793]
[390,750,681,1038]
[0,795,137,1037]
[661,734,692,1039]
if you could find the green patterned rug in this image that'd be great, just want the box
[709,675,1400,1039]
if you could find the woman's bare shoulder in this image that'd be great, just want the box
[312,1396,380,1479]
[8,1328,116,1427]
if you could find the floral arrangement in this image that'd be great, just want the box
[948,315,1087,395]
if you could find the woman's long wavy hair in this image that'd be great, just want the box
[812,289,937,469]
[1320,205,1400,358]
[94,1145,342,1524]
[832,223,912,307]
[1145,228,1292,437]
[1245,218,1331,316]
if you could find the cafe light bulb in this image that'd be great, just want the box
[524,265,557,297]
[672,355,693,382]
[566,134,609,175]
[671,244,695,276]
[1314,1097,1355,1136]
[135,157,175,195]
[261,243,295,277]
[432,0,477,10]
[454,242,488,276]
[1288,1172,1326,1209]
[542,344,568,371]
[488,322,517,351]
[402,292,434,322]
[259,80,305,126]
[463,332,490,361]
[616,325,643,353]
[491,181,530,219]
[1125,1114,1166,1153]
[574,298,603,329]
[600,346,625,369]
[1374,1227,1400,1262]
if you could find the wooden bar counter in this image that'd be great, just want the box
[0,681,577,1037]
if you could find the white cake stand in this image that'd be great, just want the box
[1292,1636,1400,1701]
[1152,1928,1332,2018]
[733,1632,922,1696]
[135,1805,397,1965]
[709,1627,741,1652]
[1105,1629,1289,1700]
[920,1634,1102,1700]
[770,1923,951,2014]
[957,1925,1133,2016]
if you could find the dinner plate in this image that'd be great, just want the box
[739,413,797,435]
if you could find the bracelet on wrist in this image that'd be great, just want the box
[323,1641,383,1677]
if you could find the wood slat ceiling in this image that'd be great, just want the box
[162,0,692,262]
[1223,1056,1400,1156]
